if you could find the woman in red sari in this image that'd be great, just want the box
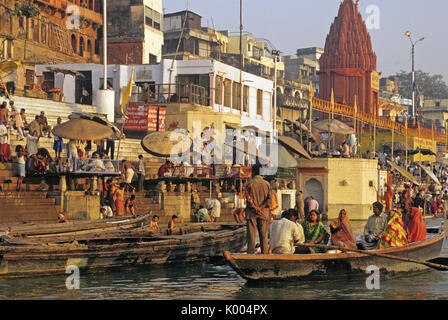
[330,209,357,250]
[407,207,426,242]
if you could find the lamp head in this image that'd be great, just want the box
[405,31,411,37]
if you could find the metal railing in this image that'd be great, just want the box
[131,83,210,107]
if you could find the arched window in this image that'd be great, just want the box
[79,37,84,56]
[71,34,77,53]
[87,39,92,57]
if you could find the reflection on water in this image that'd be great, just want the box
[1,261,448,300]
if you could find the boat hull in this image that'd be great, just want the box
[0,226,246,277]
[224,233,446,281]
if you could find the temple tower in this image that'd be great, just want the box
[319,0,379,115]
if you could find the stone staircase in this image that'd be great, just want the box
[0,192,61,225]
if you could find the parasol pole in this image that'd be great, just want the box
[353,95,357,158]
[329,89,334,154]
[391,123,394,162]
[373,108,376,159]
[431,120,435,173]
[308,81,313,153]
[418,120,422,182]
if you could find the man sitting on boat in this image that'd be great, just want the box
[269,209,304,254]
[356,202,387,250]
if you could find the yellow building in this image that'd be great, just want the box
[359,128,437,162]
[297,158,378,220]
[227,32,284,81]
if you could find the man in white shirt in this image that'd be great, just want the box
[269,209,305,254]
[100,205,114,219]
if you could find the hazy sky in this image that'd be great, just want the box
[163,0,448,82]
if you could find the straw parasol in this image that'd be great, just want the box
[52,118,114,140]
[141,131,192,158]
[277,136,311,160]
[69,112,121,140]
[312,119,354,135]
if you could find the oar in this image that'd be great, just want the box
[296,242,448,271]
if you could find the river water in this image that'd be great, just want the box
[1,219,447,300]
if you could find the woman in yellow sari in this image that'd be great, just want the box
[379,209,408,249]
[330,209,357,250]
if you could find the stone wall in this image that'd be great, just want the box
[62,191,101,221]
[161,192,191,223]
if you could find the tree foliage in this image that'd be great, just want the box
[12,1,40,18]
[393,70,448,100]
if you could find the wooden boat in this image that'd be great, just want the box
[0,224,246,277]
[2,214,151,238]
[224,233,446,281]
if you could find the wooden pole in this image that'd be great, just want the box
[373,109,376,159]
[391,123,394,161]
[295,241,448,271]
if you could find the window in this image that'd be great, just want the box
[145,6,162,30]
[243,85,249,112]
[257,89,263,115]
[232,82,241,111]
[223,79,231,108]
[25,69,35,86]
[79,37,84,56]
[215,76,222,105]
[71,34,77,53]
[436,101,441,107]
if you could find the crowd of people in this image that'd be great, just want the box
[240,175,430,255]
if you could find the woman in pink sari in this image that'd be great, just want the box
[330,209,357,250]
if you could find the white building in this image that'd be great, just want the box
[35,59,274,134]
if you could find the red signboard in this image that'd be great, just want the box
[124,105,165,132]
[158,107,166,132]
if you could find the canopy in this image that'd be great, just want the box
[46,67,85,78]
[52,118,114,140]
[417,163,441,186]
[0,60,20,75]
[277,136,311,160]
[141,131,192,158]
[312,119,354,135]
[407,149,437,156]
[382,142,410,152]
[388,160,419,185]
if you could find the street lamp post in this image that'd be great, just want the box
[405,31,425,124]
[272,50,280,136]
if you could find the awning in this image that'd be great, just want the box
[277,136,311,160]
[417,163,441,186]
[388,160,419,185]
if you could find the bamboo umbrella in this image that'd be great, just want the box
[52,118,114,140]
